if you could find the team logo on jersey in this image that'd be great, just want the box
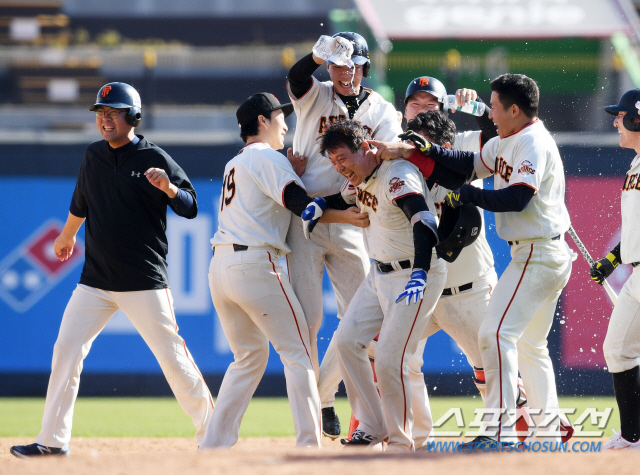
[0,220,84,313]
[518,160,535,176]
[388,177,405,195]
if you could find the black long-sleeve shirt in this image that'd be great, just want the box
[70,135,197,291]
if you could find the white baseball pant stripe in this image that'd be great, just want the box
[336,259,446,450]
[286,217,369,405]
[409,269,497,447]
[479,239,572,443]
[201,246,321,449]
[604,266,640,373]
[36,284,213,448]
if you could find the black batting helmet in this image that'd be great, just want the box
[90,82,142,127]
[604,89,640,132]
[405,76,447,106]
[329,31,370,77]
[435,203,482,263]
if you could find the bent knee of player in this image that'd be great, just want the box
[516,338,550,362]
[603,335,625,372]
[336,324,367,359]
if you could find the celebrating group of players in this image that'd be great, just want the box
[10,31,640,458]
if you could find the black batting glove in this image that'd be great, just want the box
[398,130,433,156]
[444,189,464,209]
[589,248,621,285]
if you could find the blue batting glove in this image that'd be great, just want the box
[396,269,428,306]
[302,197,328,239]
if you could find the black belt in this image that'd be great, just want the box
[212,244,249,256]
[632,262,640,268]
[442,282,473,296]
[508,235,560,246]
[375,259,412,274]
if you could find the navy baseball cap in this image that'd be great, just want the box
[604,89,640,116]
[236,93,294,127]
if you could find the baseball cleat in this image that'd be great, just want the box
[10,442,70,458]
[321,407,341,439]
[341,429,379,447]
[603,429,640,450]
[462,435,513,450]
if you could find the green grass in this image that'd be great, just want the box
[0,396,620,438]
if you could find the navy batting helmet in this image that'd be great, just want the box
[329,31,370,78]
[435,203,482,263]
[405,76,447,106]
[604,89,640,132]
[90,82,142,127]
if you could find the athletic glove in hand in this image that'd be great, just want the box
[589,251,620,285]
[398,130,432,155]
[302,197,328,239]
[444,189,464,208]
[396,269,428,306]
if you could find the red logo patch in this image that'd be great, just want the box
[389,177,405,194]
[518,160,535,176]
[419,77,429,87]
[101,86,112,97]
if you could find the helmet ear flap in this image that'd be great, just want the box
[363,61,370,78]
[126,106,142,127]
[623,114,640,132]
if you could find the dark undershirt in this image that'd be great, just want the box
[407,144,536,212]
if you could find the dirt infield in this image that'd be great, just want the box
[1,437,638,475]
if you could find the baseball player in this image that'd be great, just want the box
[199,94,368,450]
[10,83,213,458]
[402,78,501,446]
[389,74,574,446]
[589,89,640,450]
[286,31,402,438]
[307,119,446,450]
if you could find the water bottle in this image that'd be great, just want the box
[444,94,487,116]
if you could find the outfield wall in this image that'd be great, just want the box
[0,141,629,396]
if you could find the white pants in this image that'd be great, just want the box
[479,239,572,443]
[201,245,321,449]
[409,268,498,447]
[286,217,369,406]
[36,284,213,448]
[336,258,446,450]
[604,266,640,373]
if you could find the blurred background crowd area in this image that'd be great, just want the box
[1,0,640,153]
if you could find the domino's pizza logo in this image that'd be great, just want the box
[0,220,84,312]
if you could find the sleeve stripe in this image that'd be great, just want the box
[479,149,494,173]
[391,191,423,203]
[509,182,538,193]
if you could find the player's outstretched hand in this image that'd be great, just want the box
[54,233,76,261]
[398,130,433,156]
[287,148,308,177]
[396,269,428,305]
[444,190,464,208]
[302,197,328,239]
[344,206,369,228]
[145,167,177,198]
[367,140,414,162]
[589,252,620,285]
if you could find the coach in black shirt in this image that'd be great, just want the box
[10,82,213,459]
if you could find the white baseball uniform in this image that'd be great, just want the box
[603,154,640,374]
[200,142,321,449]
[336,159,446,450]
[472,119,573,443]
[409,130,498,447]
[286,77,403,408]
